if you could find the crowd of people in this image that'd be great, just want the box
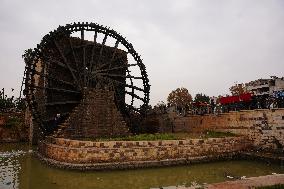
[173,92,284,116]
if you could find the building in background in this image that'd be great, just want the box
[245,76,284,96]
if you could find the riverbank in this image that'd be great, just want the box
[37,136,252,170]
[206,174,284,189]
[1,143,283,189]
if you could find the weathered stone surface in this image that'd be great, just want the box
[59,89,129,138]
[38,136,252,165]
[0,112,28,142]
[141,113,174,133]
[172,109,284,152]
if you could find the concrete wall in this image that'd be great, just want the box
[39,136,251,166]
[172,109,284,151]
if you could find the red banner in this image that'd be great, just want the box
[220,93,252,105]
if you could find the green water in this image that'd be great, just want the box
[0,143,283,189]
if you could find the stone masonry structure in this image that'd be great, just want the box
[38,136,251,170]
[0,112,28,142]
[54,89,129,138]
[173,108,284,152]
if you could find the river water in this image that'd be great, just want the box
[0,143,283,189]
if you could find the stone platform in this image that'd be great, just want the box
[38,136,252,170]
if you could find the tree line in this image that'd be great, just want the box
[153,83,248,113]
[0,88,25,112]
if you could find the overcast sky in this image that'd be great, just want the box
[0,0,284,105]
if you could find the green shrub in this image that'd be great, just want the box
[204,130,237,138]
[80,131,238,142]
[107,133,177,141]
[0,88,25,112]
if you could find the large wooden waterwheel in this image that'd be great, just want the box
[23,22,150,136]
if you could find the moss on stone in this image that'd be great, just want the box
[204,130,238,138]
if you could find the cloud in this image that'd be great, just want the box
[0,0,283,105]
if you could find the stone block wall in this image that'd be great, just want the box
[0,112,28,142]
[61,89,129,138]
[172,109,284,151]
[39,136,251,166]
[141,113,174,133]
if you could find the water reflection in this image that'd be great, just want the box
[0,143,283,189]
[0,151,24,189]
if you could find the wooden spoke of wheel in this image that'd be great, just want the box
[94,38,126,72]
[53,40,80,88]
[81,29,84,40]
[29,67,76,87]
[87,33,108,86]
[95,49,128,72]
[67,37,85,87]
[125,91,145,102]
[127,69,135,106]
[87,31,98,86]
[94,30,98,43]
[46,100,80,106]
[68,37,80,71]
[125,104,142,114]
[98,75,145,92]
[25,83,80,94]
[94,64,138,74]
[96,73,143,80]
[43,55,78,73]
[83,46,86,85]
[106,39,120,72]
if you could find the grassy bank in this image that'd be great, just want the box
[80,131,238,142]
